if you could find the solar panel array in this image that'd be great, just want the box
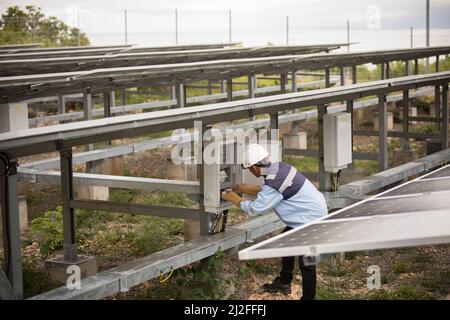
[238,164,450,260]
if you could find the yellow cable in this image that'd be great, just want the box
[159,267,174,284]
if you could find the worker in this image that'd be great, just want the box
[222,143,327,300]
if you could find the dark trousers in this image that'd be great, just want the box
[279,226,317,300]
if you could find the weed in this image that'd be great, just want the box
[393,260,412,274]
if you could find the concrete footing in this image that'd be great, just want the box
[0,102,29,133]
[399,106,418,125]
[373,112,394,131]
[45,255,97,285]
[18,195,28,233]
[75,186,109,200]
[279,122,293,138]
[92,157,125,176]
[167,159,197,182]
[74,157,125,200]
[354,108,365,122]
[392,149,419,167]
[184,219,201,241]
[339,167,366,185]
[2,195,29,233]
[283,132,307,150]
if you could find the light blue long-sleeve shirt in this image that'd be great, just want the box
[240,178,328,229]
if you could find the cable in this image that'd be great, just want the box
[0,152,11,176]
[159,267,174,284]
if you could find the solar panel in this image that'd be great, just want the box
[239,210,450,259]
[238,164,450,261]
[419,166,450,179]
[324,191,450,220]
[379,177,450,197]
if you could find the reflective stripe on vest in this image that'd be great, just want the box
[263,162,306,200]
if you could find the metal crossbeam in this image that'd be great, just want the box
[1,72,449,159]
[1,47,450,103]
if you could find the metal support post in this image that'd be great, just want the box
[436,55,440,72]
[83,88,93,172]
[381,63,386,80]
[352,65,357,84]
[248,74,255,98]
[270,112,279,141]
[442,84,449,150]
[325,68,331,88]
[414,59,419,75]
[280,73,287,93]
[318,105,330,191]
[120,88,126,106]
[0,158,23,299]
[291,70,298,92]
[386,62,390,79]
[57,94,66,115]
[103,92,113,146]
[207,80,213,95]
[435,85,441,131]
[196,122,212,236]
[59,146,77,261]
[401,90,410,151]
[227,78,233,101]
[378,94,388,171]
[340,67,345,86]
[175,80,186,108]
[346,100,354,168]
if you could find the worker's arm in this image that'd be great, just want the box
[240,185,283,217]
[221,190,243,207]
[232,183,261,196]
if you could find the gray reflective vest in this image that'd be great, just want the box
[263,162,306,200]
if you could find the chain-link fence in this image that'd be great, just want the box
[3,8,450,51]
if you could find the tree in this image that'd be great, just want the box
[0,5,90,47]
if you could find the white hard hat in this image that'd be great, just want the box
[242,143,269,168]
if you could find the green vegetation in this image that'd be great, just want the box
[370,285,433,300]
[393,260,412,274]
[284,155,319,173]
[137,250,229,300]
[0,6,89,46]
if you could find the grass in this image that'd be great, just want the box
[370,285,433,300]
[393,260,412,274]
[283,155,319,173]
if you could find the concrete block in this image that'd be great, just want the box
[184,219,200,241]
[339,167,366,185]
[0,102,29,133]
[354,108,365,122]
[278,122,293,138]
[45,255,97,285]
[91,157,124,176]
[373,112,394,131]
[167,157,197,181]
[75,186,109,200]
[0,195,29,233]
[392,149,419,167]
[399,106,418,125]
[18,195,28,233]
[283,132,307,150]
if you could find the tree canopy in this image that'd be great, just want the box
[0,5,90,47]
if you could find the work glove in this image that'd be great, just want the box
[232,183,261,195]
[221,190,243,207]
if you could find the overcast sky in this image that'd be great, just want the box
[1,0,450,28]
